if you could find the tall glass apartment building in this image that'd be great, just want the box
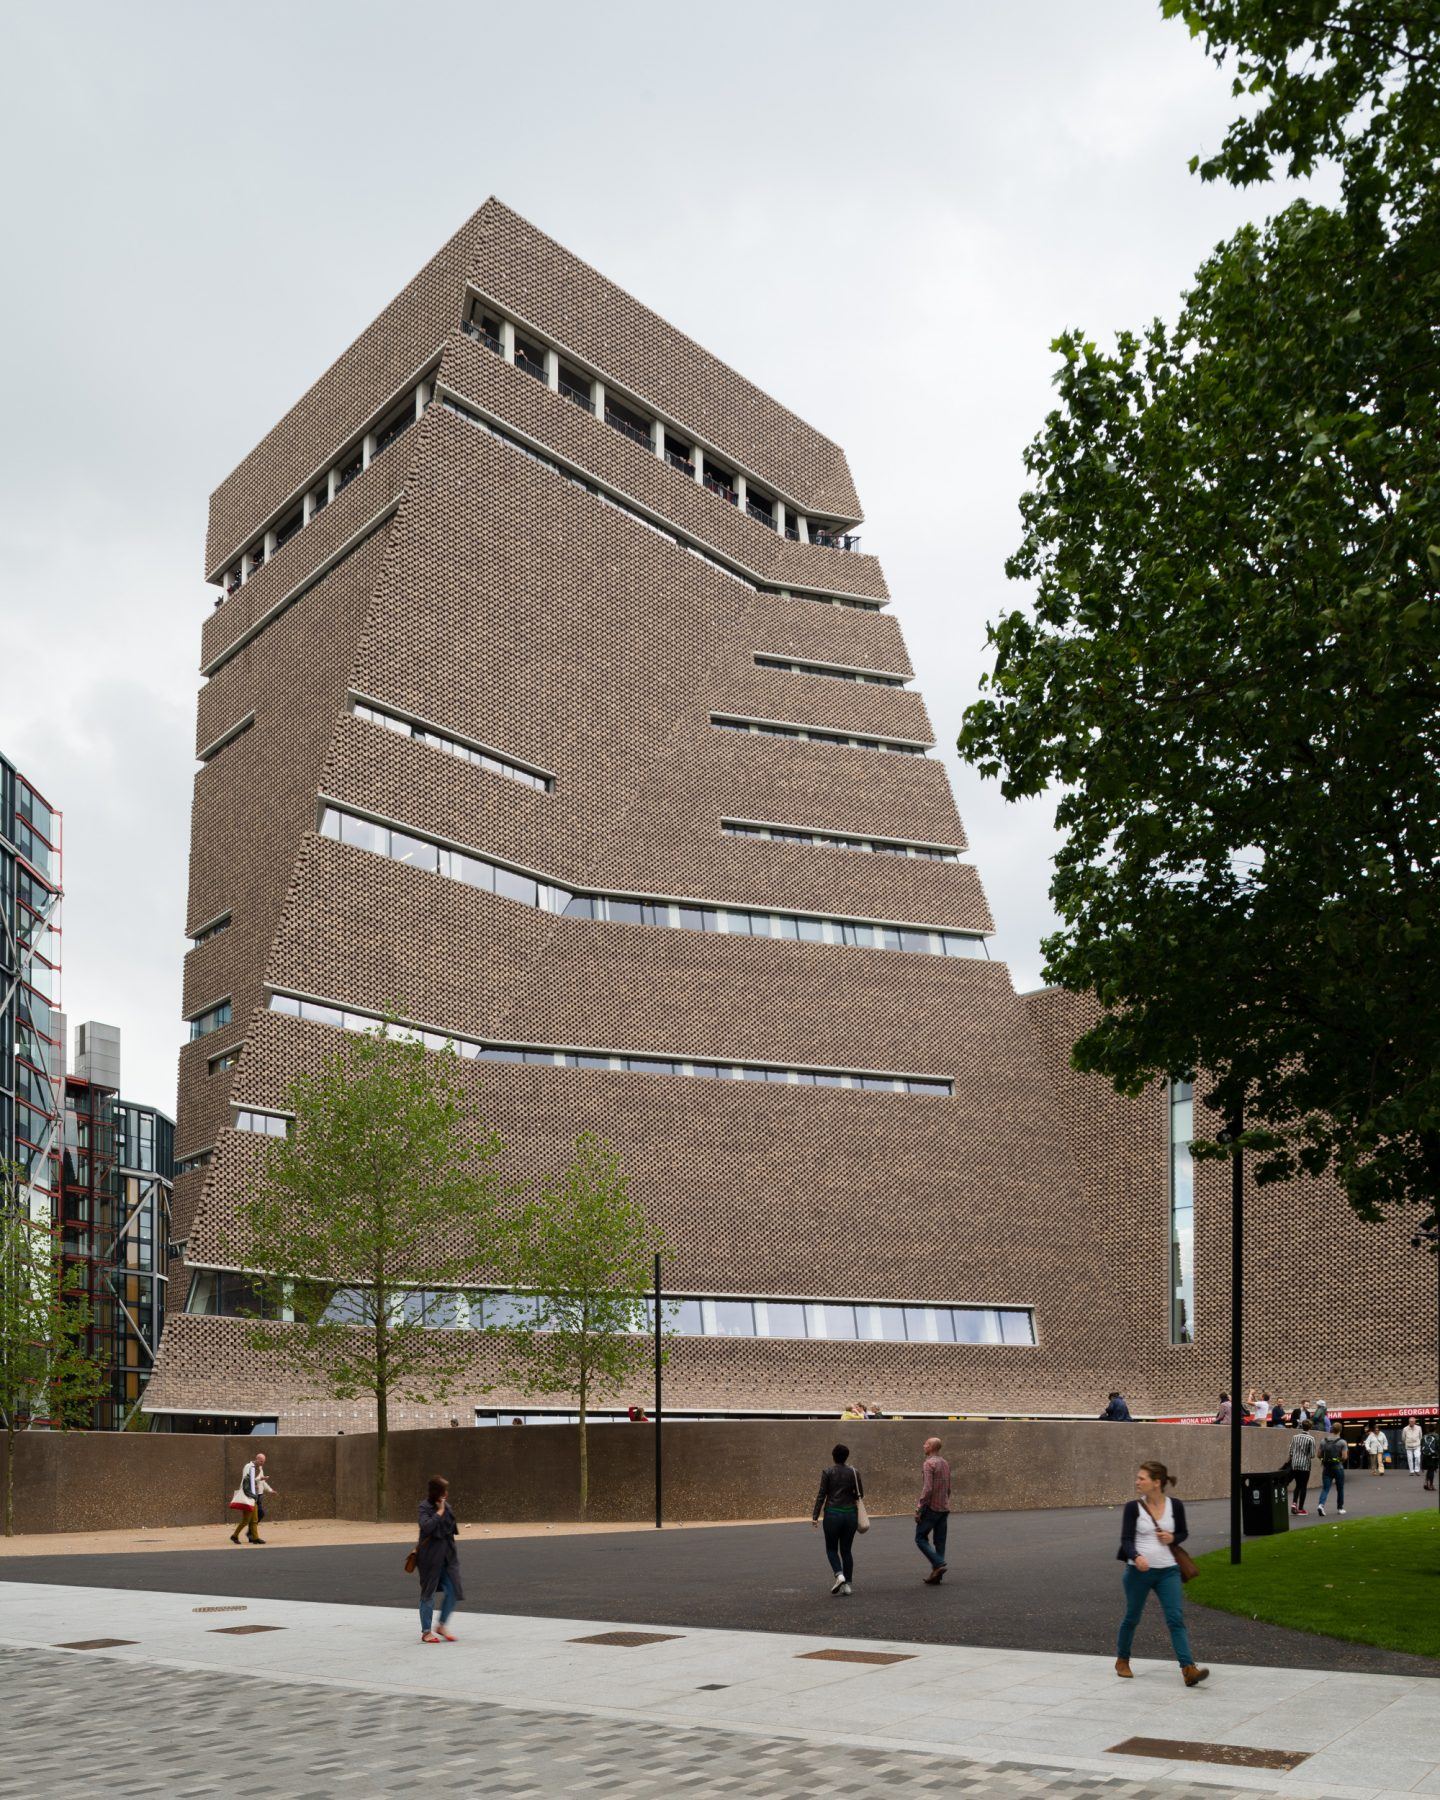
[1,751,63,1224]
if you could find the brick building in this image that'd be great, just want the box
[145,200,1435,1432]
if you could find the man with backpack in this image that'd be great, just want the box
[1316,1426,1347,1517]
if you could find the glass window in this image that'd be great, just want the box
[641,902,671,927]
[523,1049,559,1065]
[869,1306,907,1341]
[302,1002,344,1029]
[482,1293,536,1328]
[903,1306,939,1342]
[494,866,538,907]
[607,898,644,925]
[954,1309,1002,1344]
[770,915,801,940]
[709,1300,755,1337]
[900,930,935,955]
[389,831,438,872]
[446,851,495,891]
[340,813,388,855]
[1000,1310,1035,1345]
[563,894,596,919]
[813,1302,859,1339]
[675,906,706,931]
[764,1302,807,1338]
[796,917,827,943]
[668,1298,704,1334]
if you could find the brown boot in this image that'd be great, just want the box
[1183,1664,1210,1687]
[1115,1658,1133,1678]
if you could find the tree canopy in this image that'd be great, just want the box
[959,1,1440,1217]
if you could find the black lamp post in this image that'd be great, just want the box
[1222,1107,1244,1564]
[1409,1215,1439,1513]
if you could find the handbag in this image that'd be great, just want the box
[1174,1547,1198,1583]
[227,1487,252,1512]
[404,1548,419,1574]
[855,1476,870,1534]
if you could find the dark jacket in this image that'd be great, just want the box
[813,1464,864,1519]
[1100,1396,1132,1421]
[416,1498,463,1603]
[1116,1496,1189,1564]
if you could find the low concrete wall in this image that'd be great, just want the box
[335,1419,1294,1525]
[0,1421,1293,1534]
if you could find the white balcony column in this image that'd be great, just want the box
[593,377,606,420]
[416,381,432,416]
[797,514,811,543]
[361,430,377,470]
[499,319,516,363]
[653,420,666,461]
[263,528,278,559]
[327,468,339,503]
[734,473,748,512]
[303,490,316,524]
[543,349,559,393]
[693,445,705,486]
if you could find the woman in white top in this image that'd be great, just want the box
[1115,1461,1208,1687]
[1402,1418,1423,1474]
[1363,1427,1388,1474]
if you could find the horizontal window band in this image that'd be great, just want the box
[712,714,932,756]
[722,820,964,862]
[206,349,442,585]
[316,802,987,959]
[201,500,401,678]
[186,1264,1033,1346]
[462,281,860,535]
[436,391,883,610]
[754,654,908,686]
[186,999,233,1041]
[187,911,232,947]
[266,991,953,1094]
[197,713,255,764]
[350,696,552,791]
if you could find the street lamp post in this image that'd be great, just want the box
[1410,1216,1439,1514]
[1226,1106,1244,1565]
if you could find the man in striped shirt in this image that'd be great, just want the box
[915,1437,952,1584]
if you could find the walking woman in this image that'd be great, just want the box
[416,1475,463,1643]
[1115,1461,1209,1687]
[811,1443,865,1595]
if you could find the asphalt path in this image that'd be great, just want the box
[4,1479,1434,1678]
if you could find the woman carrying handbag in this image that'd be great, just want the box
[1115,1461,1209,1687]
[414,1475,463,1643]
[811,1443,866,1595]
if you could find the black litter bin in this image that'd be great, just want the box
[1242,1470,1290,1536]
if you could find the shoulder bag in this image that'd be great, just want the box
[854,1471,870,1533]
[404,1546,420,1574]
[1173,1546,1198,1582]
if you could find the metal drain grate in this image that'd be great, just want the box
[193,1605,248,1614]
[569,1630,682,1648]
[797,1649,915,1666]
[55,1639,136,1651]
[1108,1738,1311,1772]
[209,1625,285,1635]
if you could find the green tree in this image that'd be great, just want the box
[0,1163,108,1536]
[958,3,1440,1223]
[492,1134,662,1519]
[231,1027,506,1519]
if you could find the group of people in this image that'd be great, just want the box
[839,1400,885,1420]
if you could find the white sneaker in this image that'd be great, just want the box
[1338,1507,1346,1515]
[831,1573,846,1594]
[1317,1504,1325,1516]
[841,1582,852,1595]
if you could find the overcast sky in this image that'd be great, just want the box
[0,1,1329,1113]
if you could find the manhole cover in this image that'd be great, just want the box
[797,1649,914,1666]
[1108,1739,1311,1772]
[210,1625,285,1635]
[569,1631,681,1647]
[55,1639,136,1651]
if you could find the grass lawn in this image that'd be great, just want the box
[1187,1509,1440,1659]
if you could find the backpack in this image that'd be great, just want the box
[1321,1436,1345,1468]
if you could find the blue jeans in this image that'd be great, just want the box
[420,1567,458,1633]
[916,1506,949,1569]
[1118,1565,1193,1667]
[1318,1465,1345,1509]
[823,1509,858,1581]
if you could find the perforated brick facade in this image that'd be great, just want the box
[149,202,1434,1432]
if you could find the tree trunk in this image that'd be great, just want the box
[578,1362,588,1523]
[4,1422,12,1538]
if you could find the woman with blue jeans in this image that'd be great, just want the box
[811,1443,864,1595]
[1115,1461,1208,1687]
[416,1476,463,1643]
